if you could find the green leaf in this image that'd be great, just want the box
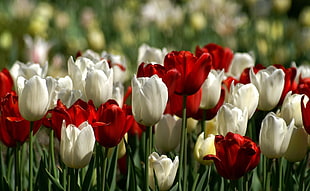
[44,168,64,191]
[81,157,95,191]
[107,146,119,191]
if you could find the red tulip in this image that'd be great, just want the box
[164,51,212,95]
[301,95,310,134]
[0,92,31,147]
[43,99,95,140]
[195,43,233,72]
[137,62,180,96]
[204,132,261,180]
[0,68,14,97]
[239,64,266,84]
[92,100,130,148]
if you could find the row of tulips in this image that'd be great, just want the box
[1,43,310,190]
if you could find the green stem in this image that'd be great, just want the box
[49,130,57,177]
[145,126,151,191]
[102,147,108,191]
[278,158,283,191]
[63,166,67,191]
[96,144,102,191]
[29,122,34,191]
[14,143,21,191]
[178,95,187,191]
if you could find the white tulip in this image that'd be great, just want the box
[216,103,248,136]
[259,112,294,158]
[227,83,259,119]
[228,52,255,78]
[280,92,309,127]
[250,66,285,111]
[284,127,308,162]
[85,66,113,107]
[60,120,95,169]
[137,43,167,65]
[17,75,55,121]
[131,75,168,126]
[148,152,179,191]
[200,69,224,109]
[155,114,181,153]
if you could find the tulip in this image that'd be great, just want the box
[92,100,129,148]
[164,50,212,95]
[154,114,181,153]
[280,92,308,127]
[60,120,95,169]
[85,65,113,107]
[228,52,255,78]
[250,66,285,111]
[138,43,168,65]
[17,75,54,121]
[24,35,52,65]
[101,51,127,83]
[195,43,233,72]
[131,75,168,126]
[200,69,224,109]
[67,56,105,100]
[284,127,308,162]
[0,92,30,147]
[148,152,179,191]
[259,112,294,158]
[227,83,259,119]
[193,132,215,165]
[10,61,48,83]
[204,132,261,180]
[216,103,248,136]
[0,68,13,97]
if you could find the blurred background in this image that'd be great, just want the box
[1,0,310,77]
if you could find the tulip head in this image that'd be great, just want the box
[193,132,216,165]
[204,132,261,180]
[200,69,224,109]
[148,152,179,191]
[228,52,255,78]
[250,66,285,111]
[131,75,168,126]
[259,112,294,158]
[216,103,248,136]
[17,75,52,121]
[284,127,308,162]
[281,92,308,127]
[60,120,95,169]
[227,83,259,119]
[154,114,181,153]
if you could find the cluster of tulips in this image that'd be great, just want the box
[1,43,310,191]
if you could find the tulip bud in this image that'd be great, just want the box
[17,75,54,121]
[284,127,308,162]
[138,43,168,65]
[280,92,308,127]
[85,65,113,107]
[131,75,168,126]
[200,69,224,109]
[228,52,255,78]
[250,66,285,111]
[60,120,95,169]
[148,152,179,191]
[193,132,215,165]
[227,83,259,119]
[155,114,181,153]
[259,112,294,158]
[216,103,248,136]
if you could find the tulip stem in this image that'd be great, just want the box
[29,122,34,191]
[102,147,108,191]
[96,144,102,191]
[49,130,57,177]
[178,95,187,191]
[15,143,21,191]
[145,126,152,191]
